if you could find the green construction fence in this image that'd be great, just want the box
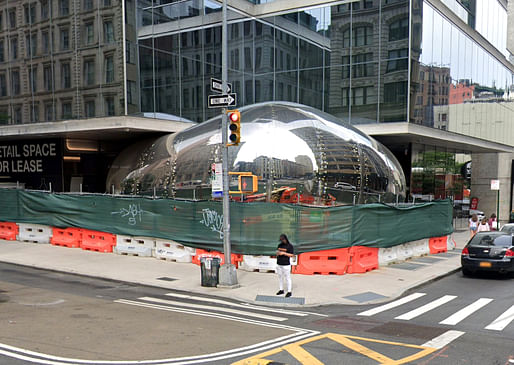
[0,189,453,255]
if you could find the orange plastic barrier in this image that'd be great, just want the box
[50,228,82,248]
[192,249,242,268]
[292,248,349,275]
[429,236,448,254]
[0,222,18,241]
[346,246,379,274]
[80,229,116,253]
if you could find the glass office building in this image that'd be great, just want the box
[136,0,514,201]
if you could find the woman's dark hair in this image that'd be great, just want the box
[279,234,290,244]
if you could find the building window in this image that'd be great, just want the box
[60,28,70,50]
[13,106,22,124]
[44,65,53,91]
[416,95,423,105]
[10,38,18,60]
[30,104,39,123]
[42,31,50,54]
[61,101,72,119]
[103,0,111,6]
[384,81,407,103]
[26,33,38,57]
[389,18,409,41]
[25,3,36,25]
[85,100,95,117]
[61,62,71,88]
[341,88,349,107]
[0,74,7,97]
[386,49,408,72]
[83,0,93,11]
[343,26,373,48]
[8,9,16,29]
[41,0,50,20]
[103,21,114,44]
[59,0,69,16]
[11,70,20,95]
[126,41,136,64]
[353,53,373,78]
[29,66,37,93]
[0,11,3,30]
[105,97,115,116]
[85,22,94,45]
[0,41,4,62]
[45,103,54,121]
[105,55,114,83]
[84,59,95,86]
[127,80,136,104]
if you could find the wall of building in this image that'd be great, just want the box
[0,0,126,124]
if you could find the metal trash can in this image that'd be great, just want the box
[200,257,221,287]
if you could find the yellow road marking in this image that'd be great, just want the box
[231,333,438,365]
[283,342,324,365]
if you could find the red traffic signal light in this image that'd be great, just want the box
[227,110,241,145]
[238,174,258,193]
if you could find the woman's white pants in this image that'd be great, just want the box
[276,265,292,292]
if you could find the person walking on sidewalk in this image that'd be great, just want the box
[276,234,294,298]
[477,217,490,232]
[469,214,478,237]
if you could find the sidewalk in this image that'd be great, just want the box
[0,230,470,307]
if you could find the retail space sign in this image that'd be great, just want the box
[490,179,500,190]
[0,139,62,190]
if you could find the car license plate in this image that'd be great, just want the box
[479,262,492,268]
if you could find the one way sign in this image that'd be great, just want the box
[211,78,232,93]
[208,93,237,108]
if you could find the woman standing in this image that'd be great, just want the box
[469,214,478,237]
[488,213,497,231]
[276,234,294,298]
[477,217,490,232]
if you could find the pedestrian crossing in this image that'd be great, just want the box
[358,292,514,331]
[115,292,326,326]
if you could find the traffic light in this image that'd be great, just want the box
[238,174,258,193]
[227,109,241,146]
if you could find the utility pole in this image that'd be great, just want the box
[218,0,238,287]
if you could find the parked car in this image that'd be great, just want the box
[500,223,514,234]
[469,209,485,221]
[333,182,356,191]
[461,231,514,276]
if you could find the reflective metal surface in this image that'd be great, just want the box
[107,102,406,204]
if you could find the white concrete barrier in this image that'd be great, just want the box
[154,240,195,263]
[240,255,277,272]
[114,236,154,257]
[17,223,52,244]
[396,243,414,261]
[447,235,457,251]
[410,239,430,257]
[378,246,398,266]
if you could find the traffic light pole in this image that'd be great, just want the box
[218,0,238,287]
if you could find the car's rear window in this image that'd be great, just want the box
[470,233,513,247]
[501,225,514,234]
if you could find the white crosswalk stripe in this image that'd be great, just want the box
[357,292,426,316]
[395,295,457,320]
[485,304,514,331]
[439,298,493,325]
[358,293,514,332]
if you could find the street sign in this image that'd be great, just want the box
[208,93,237,108]
[211,163,223,196]
[211,78,232,94]
[491,179,500,190]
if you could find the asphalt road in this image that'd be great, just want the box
[0,263,513,364]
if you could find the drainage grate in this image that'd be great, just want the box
[156,277,177,282]
[255,295,305,305]
[343,291,388,303]
[411,256,445,264]
[388,262,425,271]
